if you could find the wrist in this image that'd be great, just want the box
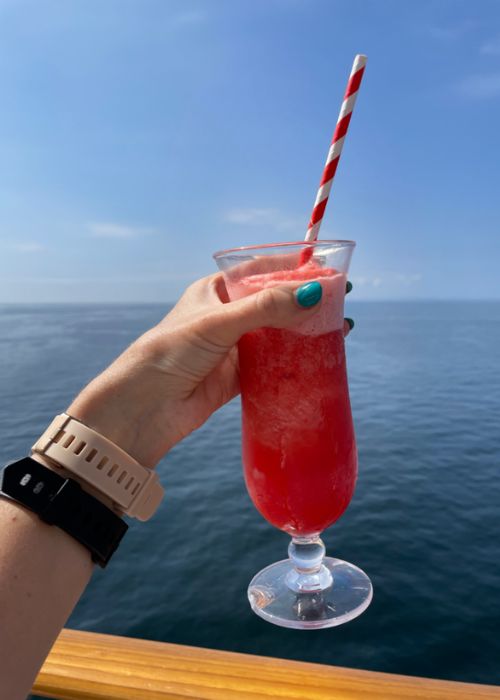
[67,378,157,470]
[67,334,176,468]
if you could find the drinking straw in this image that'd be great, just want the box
[304,54,367,243]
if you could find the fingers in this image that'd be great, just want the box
[193,280,324,350]
[159,273,226,326]
[171,274,354,350]
[344,317,354,337]
[344,281,353,336]
[295,281,323,308]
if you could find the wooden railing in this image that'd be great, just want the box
[33,628,500,700]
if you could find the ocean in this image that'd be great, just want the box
[1,301,499,689]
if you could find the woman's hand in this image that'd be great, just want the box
[68,274,353,468]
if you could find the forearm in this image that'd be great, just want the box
[0,348,161,700]
[0,494,93,700]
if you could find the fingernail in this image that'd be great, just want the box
[346,281,353,294]
[296,281,323,308]
[345,317,355,330]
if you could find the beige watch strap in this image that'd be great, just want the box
[31,414,164,521]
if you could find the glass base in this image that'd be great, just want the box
[248,557,373,630]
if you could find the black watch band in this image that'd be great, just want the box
[0,457,128,568]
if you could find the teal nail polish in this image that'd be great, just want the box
[345,317,355,330]
[296,281,322,308]
[346,280,353,294]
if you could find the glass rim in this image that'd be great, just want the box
[213,239,356,259]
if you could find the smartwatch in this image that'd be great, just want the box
[0,457,128,568]
[32,413,164,521]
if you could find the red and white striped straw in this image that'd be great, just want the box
[305,54,367,242]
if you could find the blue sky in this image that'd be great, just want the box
[0,0,499,302]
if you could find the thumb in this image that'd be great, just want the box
[198,280,323,349]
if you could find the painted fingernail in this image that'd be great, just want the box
[296,281,323,308]
[345,317,355,330]
[346,281,353,294]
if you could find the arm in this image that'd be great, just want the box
[0,485,93,700]
[0,274,342,700]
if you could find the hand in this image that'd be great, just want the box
[67,274,354,468]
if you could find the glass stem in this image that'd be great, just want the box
[285,534,333,593]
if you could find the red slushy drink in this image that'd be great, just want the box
[228,266,357,536]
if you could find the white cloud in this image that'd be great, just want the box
[223,207,304,233]
[351,275,383,288]
[481,37,500,56]
[9,242,45,253]
[396,273,422,285]
[351,273,422,289]
[224,208,272,225]
[427,22,475,41]
[456,73,500,99]
[88,222,155,239]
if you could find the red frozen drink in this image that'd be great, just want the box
[234,267,356,536]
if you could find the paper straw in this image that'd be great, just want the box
[304,54,367,243]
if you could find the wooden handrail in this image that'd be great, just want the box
[33,628,500,700]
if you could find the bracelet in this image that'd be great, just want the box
[0,457,128,568]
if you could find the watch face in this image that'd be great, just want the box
[1,457,60,510]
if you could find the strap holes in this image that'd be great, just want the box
[117,470,127,484]
[96,456,109,470]
[125,477,134,491]
[53,429,66,444]
[108,464,119,477]
[131,482,141,496]
[64,434,75,448]
[74,440,86,455]
[85,448,98,463]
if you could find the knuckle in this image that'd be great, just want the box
[191,314,214,339]
[256,288,281,318]
[184,277,207,296]
[191,312,230,350]
[183,273,218,299]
